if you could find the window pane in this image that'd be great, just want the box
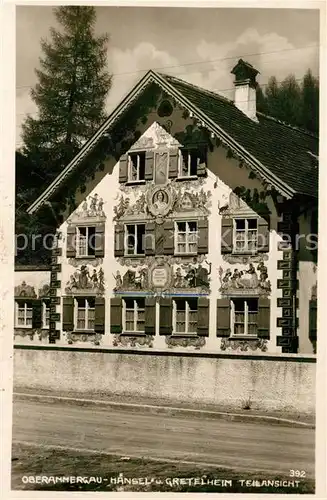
[175,299,186,311]
[190,153,198,176]
[235,219,245,230]
[139,153,146,180]
[87,227,96,256]
[124,298,134,309]
[130,155,138,180]
[247,299,258,312]
[248,219,258,229]
[137,225,145,254]
[177,221,186,232]
[248,323,258,335]
[234,299,245,312]
[136,298,145,309]
[177,243,186,253]
[234,323,245,335]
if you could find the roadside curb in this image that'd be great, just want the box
[14,392,315,429]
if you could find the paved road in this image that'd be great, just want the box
[12,400,315,477]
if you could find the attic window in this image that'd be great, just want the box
[128,152,146,182]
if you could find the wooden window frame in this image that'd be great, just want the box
[231,297,258,337]
[127,151,146,183]
[124,223,146,256]
[74,297,95,332]
[233,217,258,254]
[174,220,198,255]
[172,298,198,335]
[76,226,96,258]
[123,298,145,333]
[15,300,33,328]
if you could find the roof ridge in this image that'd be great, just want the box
[157,71,234,105]
[257,111,318,139]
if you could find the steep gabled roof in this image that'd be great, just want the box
[27,70,318,214]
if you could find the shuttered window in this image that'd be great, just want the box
[175,221,198,254]
[173,298,198,334]
[123,298,145,333]
[15,301,33,328]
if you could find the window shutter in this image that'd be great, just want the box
[145,222,156,255]
[159,297,172,335]
[66,226,76,258]
[168,149,179,178]
[110,297,122,333]
[62,296,74,332]
[145,151,154,180]
[163,220,174,255]
[145,297,156,335]
[32,299,42,329]
[114,224,124,257]
[309,299,317,340]
[119,154,128,183]
[95,297,105,334]
[95,224,105,257]
[197,148,207,177]
[216,298,231,337]
[258,217,270,253]
[198,219,209,254]
[257,297,270,339]
[221,217,233,254]
[197,297,209,336]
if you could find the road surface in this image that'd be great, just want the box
[12,399,315,477]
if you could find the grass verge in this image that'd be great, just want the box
[11,442,314,494]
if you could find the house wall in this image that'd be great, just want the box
[14,346,316,415]
[15,104,317,354]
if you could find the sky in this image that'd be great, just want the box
[16,6,320,147]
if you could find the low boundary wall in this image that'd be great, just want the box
[14,346,316,414]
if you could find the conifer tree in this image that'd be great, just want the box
[21,6,112,187]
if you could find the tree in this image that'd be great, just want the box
[21,6,112,187]
[257,72,319,135]
[301,69,319,135]
[16,6,112,265]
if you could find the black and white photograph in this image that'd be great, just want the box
[1,0,326,496]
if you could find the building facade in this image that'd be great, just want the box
[15,60,318,355]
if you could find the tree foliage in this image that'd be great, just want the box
[16,6,111,264]
[256,70,319,135]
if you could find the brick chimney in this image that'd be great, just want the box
[231,59,259,122]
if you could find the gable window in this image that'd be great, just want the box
[42,301,50,328]
[175,221,198,254]
[76,226,96,257]
[15,301,33,328]
[173,298,198,334]
[231,298,258,336]
[125,224,145,256]
[128,152,146,182]
[179,149,204,178]
[233,218,258,253]
[123,298,145,333]
[75,297,95,331]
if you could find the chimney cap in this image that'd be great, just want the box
[231,59,259,85]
